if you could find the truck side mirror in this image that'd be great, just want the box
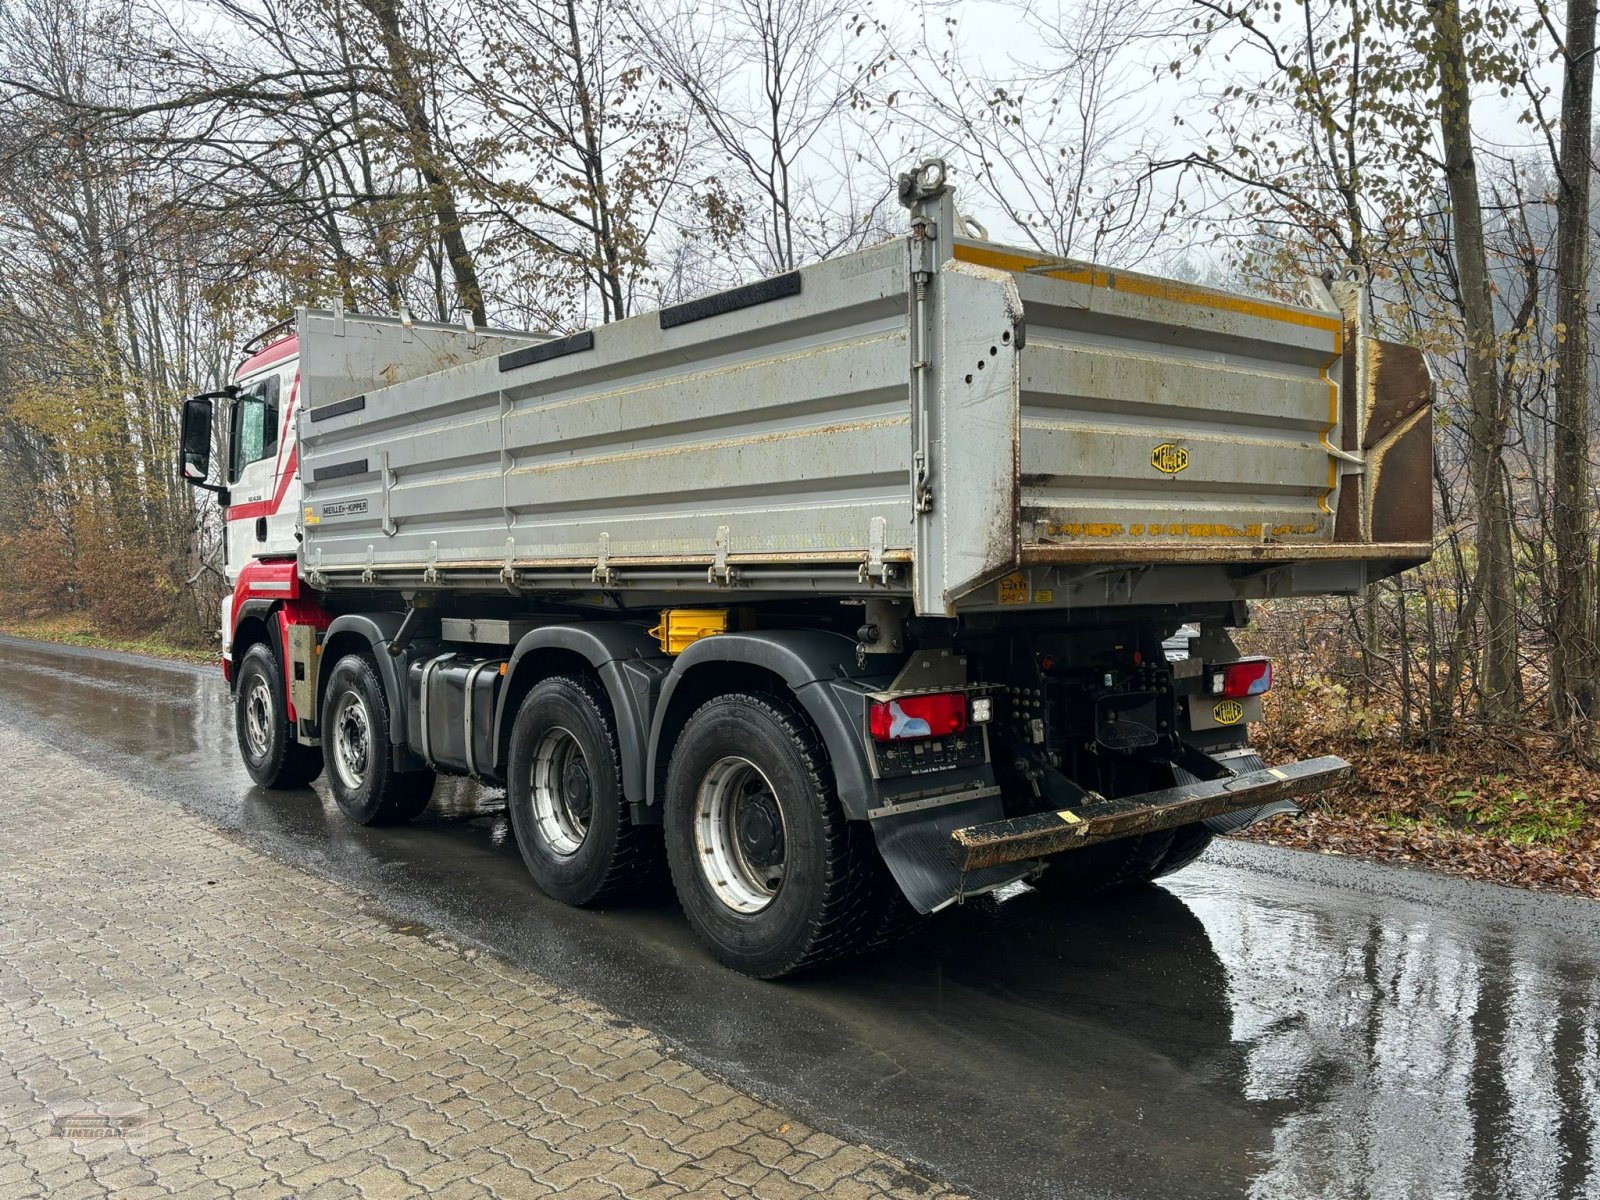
[180,396,213,482]
[179,391,233,497]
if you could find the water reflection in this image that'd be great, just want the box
[1174,874,1600,1199]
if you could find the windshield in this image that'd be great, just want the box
[227,374,281,483]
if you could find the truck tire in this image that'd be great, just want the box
[663,692,889,978]
[1150,824,1214,880]
[321,652,435,825]
[235,642,323,789]
[505,675,660,906]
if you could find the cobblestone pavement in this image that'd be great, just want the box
[0,727,963,1200]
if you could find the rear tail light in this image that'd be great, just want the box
[1209,657,1272,699]
[869,692,968,741]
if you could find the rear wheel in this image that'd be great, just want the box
[1030,759,1179,898]
[664,692,891,978]
[505,674,659,906]
[1031,828,1178,898]
[1034,751,1277,894]
[321,652,434,825]
[1150,824,1214,880]
[1144,751,1272,880]
[235,642,323,788]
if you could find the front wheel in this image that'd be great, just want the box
[235,642,323,788]
[321,652,435,825]
[664,692,891,978]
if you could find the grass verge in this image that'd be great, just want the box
[0,614,216,665]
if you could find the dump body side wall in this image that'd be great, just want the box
[300,242,915,585]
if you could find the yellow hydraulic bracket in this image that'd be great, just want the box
[649,608,752,655]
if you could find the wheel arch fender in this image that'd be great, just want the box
[318,613,411,747]
[492,623,668,804]
[645,631,881,820]
[229,599,278,686]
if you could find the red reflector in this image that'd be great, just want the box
[1216,658,1272,699]
[868,692,968,741]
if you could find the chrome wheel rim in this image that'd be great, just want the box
[243,676,273,760]
[694,756,786,914]
[530,727,591,856]
[330,688,372,791]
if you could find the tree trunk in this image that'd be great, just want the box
[357,0,487,326]
[562,0,628,323]
[1549,0,1597,740]
[1432,0,1520,719]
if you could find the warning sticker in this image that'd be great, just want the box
[997,572,1031,605]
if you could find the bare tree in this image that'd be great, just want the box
[1547,0,1597,737]
[889,0,1168,263]
[625,0,893,276]
[453,0,704,325]
[1430,0,1520,720]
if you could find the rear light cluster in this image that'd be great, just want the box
[868,691,991,742]
[1209,657,1272,699]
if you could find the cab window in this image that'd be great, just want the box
[228,375,281,483]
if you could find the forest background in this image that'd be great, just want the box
[1,0,1596,892]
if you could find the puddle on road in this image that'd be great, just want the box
[1172,872,1600,1200]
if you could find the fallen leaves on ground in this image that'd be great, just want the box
[1236,808,1600,900]
[1235,687,1600,901]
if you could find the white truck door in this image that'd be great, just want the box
[224,362,301,572]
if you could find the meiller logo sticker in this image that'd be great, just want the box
[1213,699,1244,725]
[1151,443,1189,474]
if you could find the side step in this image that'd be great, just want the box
[949,756,1350,872]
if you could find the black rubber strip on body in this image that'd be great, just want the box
[312,458,369,482]
[309,394,365,422]
[658,272,802,330]
[498,330,595,372]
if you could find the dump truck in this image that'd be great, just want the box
[177,159,1432,977]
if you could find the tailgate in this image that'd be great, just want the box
[956,242,1346,555]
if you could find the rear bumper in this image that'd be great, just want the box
[949,755,1350,872]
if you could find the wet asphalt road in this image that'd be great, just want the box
[2,635,1598,1200]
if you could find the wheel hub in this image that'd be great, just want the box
[330,689,371,791]
[243,678,272,758]
[561,758,592,823]
[530,727,590,858]
[694,756,788,914]
[736,791,784,868]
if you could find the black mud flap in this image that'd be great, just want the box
[872,794,1034,914]
[1202,799,1298,835]
[949,755,1349,873]
[1181,752,1300,835]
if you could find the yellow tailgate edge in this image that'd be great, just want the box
[952,243,1344,337]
